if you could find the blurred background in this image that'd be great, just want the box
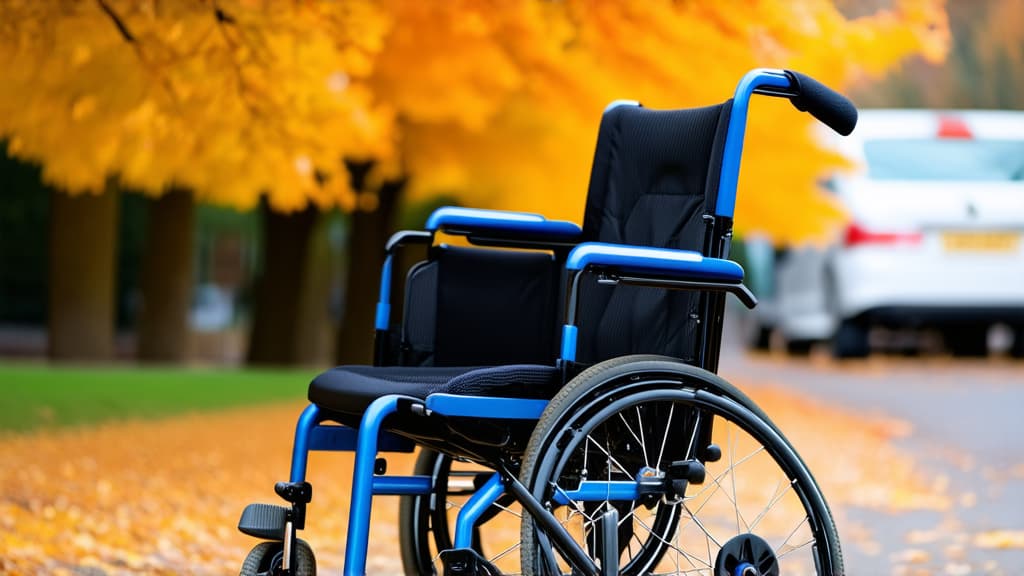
[2,0,1024,574]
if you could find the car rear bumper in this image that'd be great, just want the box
[834,246,1024,326]
[856,305,1024,328]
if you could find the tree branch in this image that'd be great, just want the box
[96,0,135,43]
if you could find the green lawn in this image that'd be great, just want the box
[0,363,316,433]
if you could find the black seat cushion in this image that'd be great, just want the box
[308,364,561,417]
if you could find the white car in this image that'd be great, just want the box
[771,109,1024,358]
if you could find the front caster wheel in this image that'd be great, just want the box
[240,539,316,576]
[715,533,779,576]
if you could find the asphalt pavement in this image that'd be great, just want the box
[718,313,1024,574]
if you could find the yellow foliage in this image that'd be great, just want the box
[0,0,948,240]
[388,0,950,243]
[0,0,393,211]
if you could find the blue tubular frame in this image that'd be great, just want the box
[287,398,436,576]
[453,473,505,549]
[559,243,748,362]
[715,68,795,219]
[565,243,745,282]
[425,206,582,239]
[426,393,549,420]
[343,395,406,575]
[551,481,641,505]
[374,254,394,331]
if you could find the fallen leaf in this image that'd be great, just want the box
[973,530,1024,549]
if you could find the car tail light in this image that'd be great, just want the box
[937,116,973,139]
[844,222,923,247]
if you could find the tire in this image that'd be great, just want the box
[519,356,843,576]
[748,324,773,352]
[240,539,316,576]
[1008,325,1024,359]
[832,319,869,359]
[784,338,814,357]
[399,449,521,575]
[945,324,989,358]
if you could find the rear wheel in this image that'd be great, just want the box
[399,449,522,574]
[519,356,842,575]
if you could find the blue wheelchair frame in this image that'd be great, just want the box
[282,68,839,575]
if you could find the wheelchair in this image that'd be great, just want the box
[236,69,857,576]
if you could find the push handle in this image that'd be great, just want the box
[784,70,858,136]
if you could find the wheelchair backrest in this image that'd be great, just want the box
[574,101,734,365]
[399,245,561,367]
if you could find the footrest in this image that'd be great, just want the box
[238,503,287,540]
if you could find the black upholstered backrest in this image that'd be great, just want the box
[400,246,561,367]
[575,101,733,364]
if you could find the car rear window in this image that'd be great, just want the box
[863,139,1024,182]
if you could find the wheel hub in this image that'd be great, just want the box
[714,533,779,576]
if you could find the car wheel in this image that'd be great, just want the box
[1010,325,1024,359]
[784,339,814,356]
[832,319,869,359]
[945,324,989,358]
[748,324,772,352]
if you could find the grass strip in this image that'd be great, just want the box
[0,362,315,433]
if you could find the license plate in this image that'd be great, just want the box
[942,231,1020,252]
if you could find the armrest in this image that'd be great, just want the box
[425,207,582,243]
[566,242,744,283]
[558,243,755,361]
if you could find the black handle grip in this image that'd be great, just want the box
[784,70,858,136]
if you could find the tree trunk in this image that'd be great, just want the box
[48,188,119,361]
[246,202,318,365]
[293,213,335,366]
[336,167,405,365]
[137,189,195,363]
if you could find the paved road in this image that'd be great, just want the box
[718,316,1024,574]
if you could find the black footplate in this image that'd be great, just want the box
[237,503,287,540]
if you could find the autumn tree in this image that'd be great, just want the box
[327,0,948,362]
[0,0,948,364]
[380,0,949,246]
[844,0,1024,110]
[0,0,392,361]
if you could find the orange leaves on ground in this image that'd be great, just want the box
[0,402,418,575]
[0,380,973,575]
[974,530,1024,549]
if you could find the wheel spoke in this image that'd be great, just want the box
[748,478,795,532]
[618,409,649,469]
[684,411,702,461]
[730,424,742,534]
[635,513,713,570]
[655,403,675,469]
[681,502,723,549]
[586,434,632,478]
[776,514,813,558]
[637,405,649,468]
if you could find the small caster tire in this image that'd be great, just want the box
[240,539,316,576]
